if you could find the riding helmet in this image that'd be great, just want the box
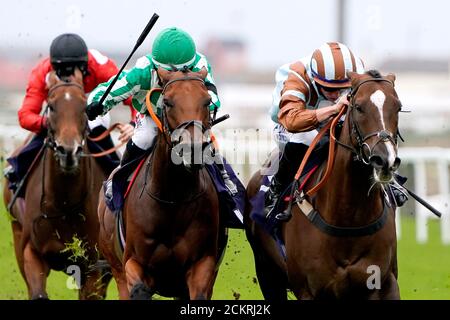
[50,33,88,64]
[151,27,196,70]
[310,42,364,88]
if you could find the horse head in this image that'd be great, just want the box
[346,70,402,184]
[157,67,213,171]
[46,68,87,172]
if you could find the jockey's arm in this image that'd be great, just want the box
[200,58,221,111]
[93,56,137,122]
[18,65,48,134]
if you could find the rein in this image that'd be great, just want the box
[284,77,398,237]
[47,81,126,158]
[140,75,213,205]
[145,76,218,149]
[292,77,397,197]
[84,123,127,158]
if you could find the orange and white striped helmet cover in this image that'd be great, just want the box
[310,42,364,88]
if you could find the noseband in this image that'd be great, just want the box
[160,76,213,148]
[337,78,398,164]
[46,82,86,156]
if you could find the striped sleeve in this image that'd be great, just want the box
[87,55,151,114]
[192,53,221,110]
[278,62,319,132]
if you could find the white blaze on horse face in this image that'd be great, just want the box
[370,90,386,129]
[370,89,396,168]
[65,92,72,101]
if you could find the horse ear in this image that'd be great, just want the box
[347,71,361,86]
[73,68,83,84]
[198,67,208,80]
[385,73,396,85]
[46,71,59,90]
[157,67,171,84]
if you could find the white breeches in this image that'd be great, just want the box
[131,113,158,150]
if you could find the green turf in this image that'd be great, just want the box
[0,197,449,299]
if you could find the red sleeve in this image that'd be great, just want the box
[18,61,49,134]
[91,54,136,120]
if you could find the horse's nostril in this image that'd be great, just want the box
[369,155,386,169]
[56,145,66,155]
[393,157,401,170]
[75,145,83,155]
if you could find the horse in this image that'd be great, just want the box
[245,70,402,300]
[98,67,222,300]
[3,69,110,299]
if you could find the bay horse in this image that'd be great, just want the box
[98,67,222,299]
[3,69,110,299]
[245,70,402,300]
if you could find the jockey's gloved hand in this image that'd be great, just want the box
[86,102,104,121]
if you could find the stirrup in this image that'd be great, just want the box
[275,210,292,222]
[221,170,238,196]
[104,179,113,201]
[3,166,14,180]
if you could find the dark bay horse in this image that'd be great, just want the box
[245,70,402,300]
[98,67,222,299]
[3,69,109,299]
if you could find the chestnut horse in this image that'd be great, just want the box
[245,70,402,300]
[98,68,222,299]
[3,70,109,299]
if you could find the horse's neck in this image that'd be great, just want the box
[44,150,91,207]
[149,136,201,199]
[316,127,384,226]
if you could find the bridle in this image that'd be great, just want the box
[35,81,90,225]
[158,76,215,152]
[45,81,87,160]
[334,78,398,165]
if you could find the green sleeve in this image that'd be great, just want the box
[192,53,221,110]
[87,55,152,114]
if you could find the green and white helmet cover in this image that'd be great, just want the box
[151,27,197,70]
[87,27,220,116]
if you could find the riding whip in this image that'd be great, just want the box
[98,13,160,105]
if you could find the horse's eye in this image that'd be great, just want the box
[354,104,363,113]
[163,99,173,108]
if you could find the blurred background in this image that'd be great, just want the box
[0,0,449,299]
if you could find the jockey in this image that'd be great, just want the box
[4,33,136,186]
[266,42,408,221]
[86,27,237,197]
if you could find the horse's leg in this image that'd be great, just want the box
[378,272,400,300]
[186,255,216,300]
[125,258,154,300]
[111,266,129,300]
[253,251,288,301]
[79,267,109,300]
[23,241,49,299]
[11,222,26,281]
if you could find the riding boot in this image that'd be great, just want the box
[389,173,409,207]
[89,126,120,162]
[264,142,309,221]
[3,166,17,190]
[215,155,238,196]
[105,140,147,201]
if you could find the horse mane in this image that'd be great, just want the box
[366,69,382,78]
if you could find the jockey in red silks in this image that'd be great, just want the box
[5,33,137,187]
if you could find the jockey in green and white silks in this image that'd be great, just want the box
[86,27,238,198]
[87,27,220,153]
